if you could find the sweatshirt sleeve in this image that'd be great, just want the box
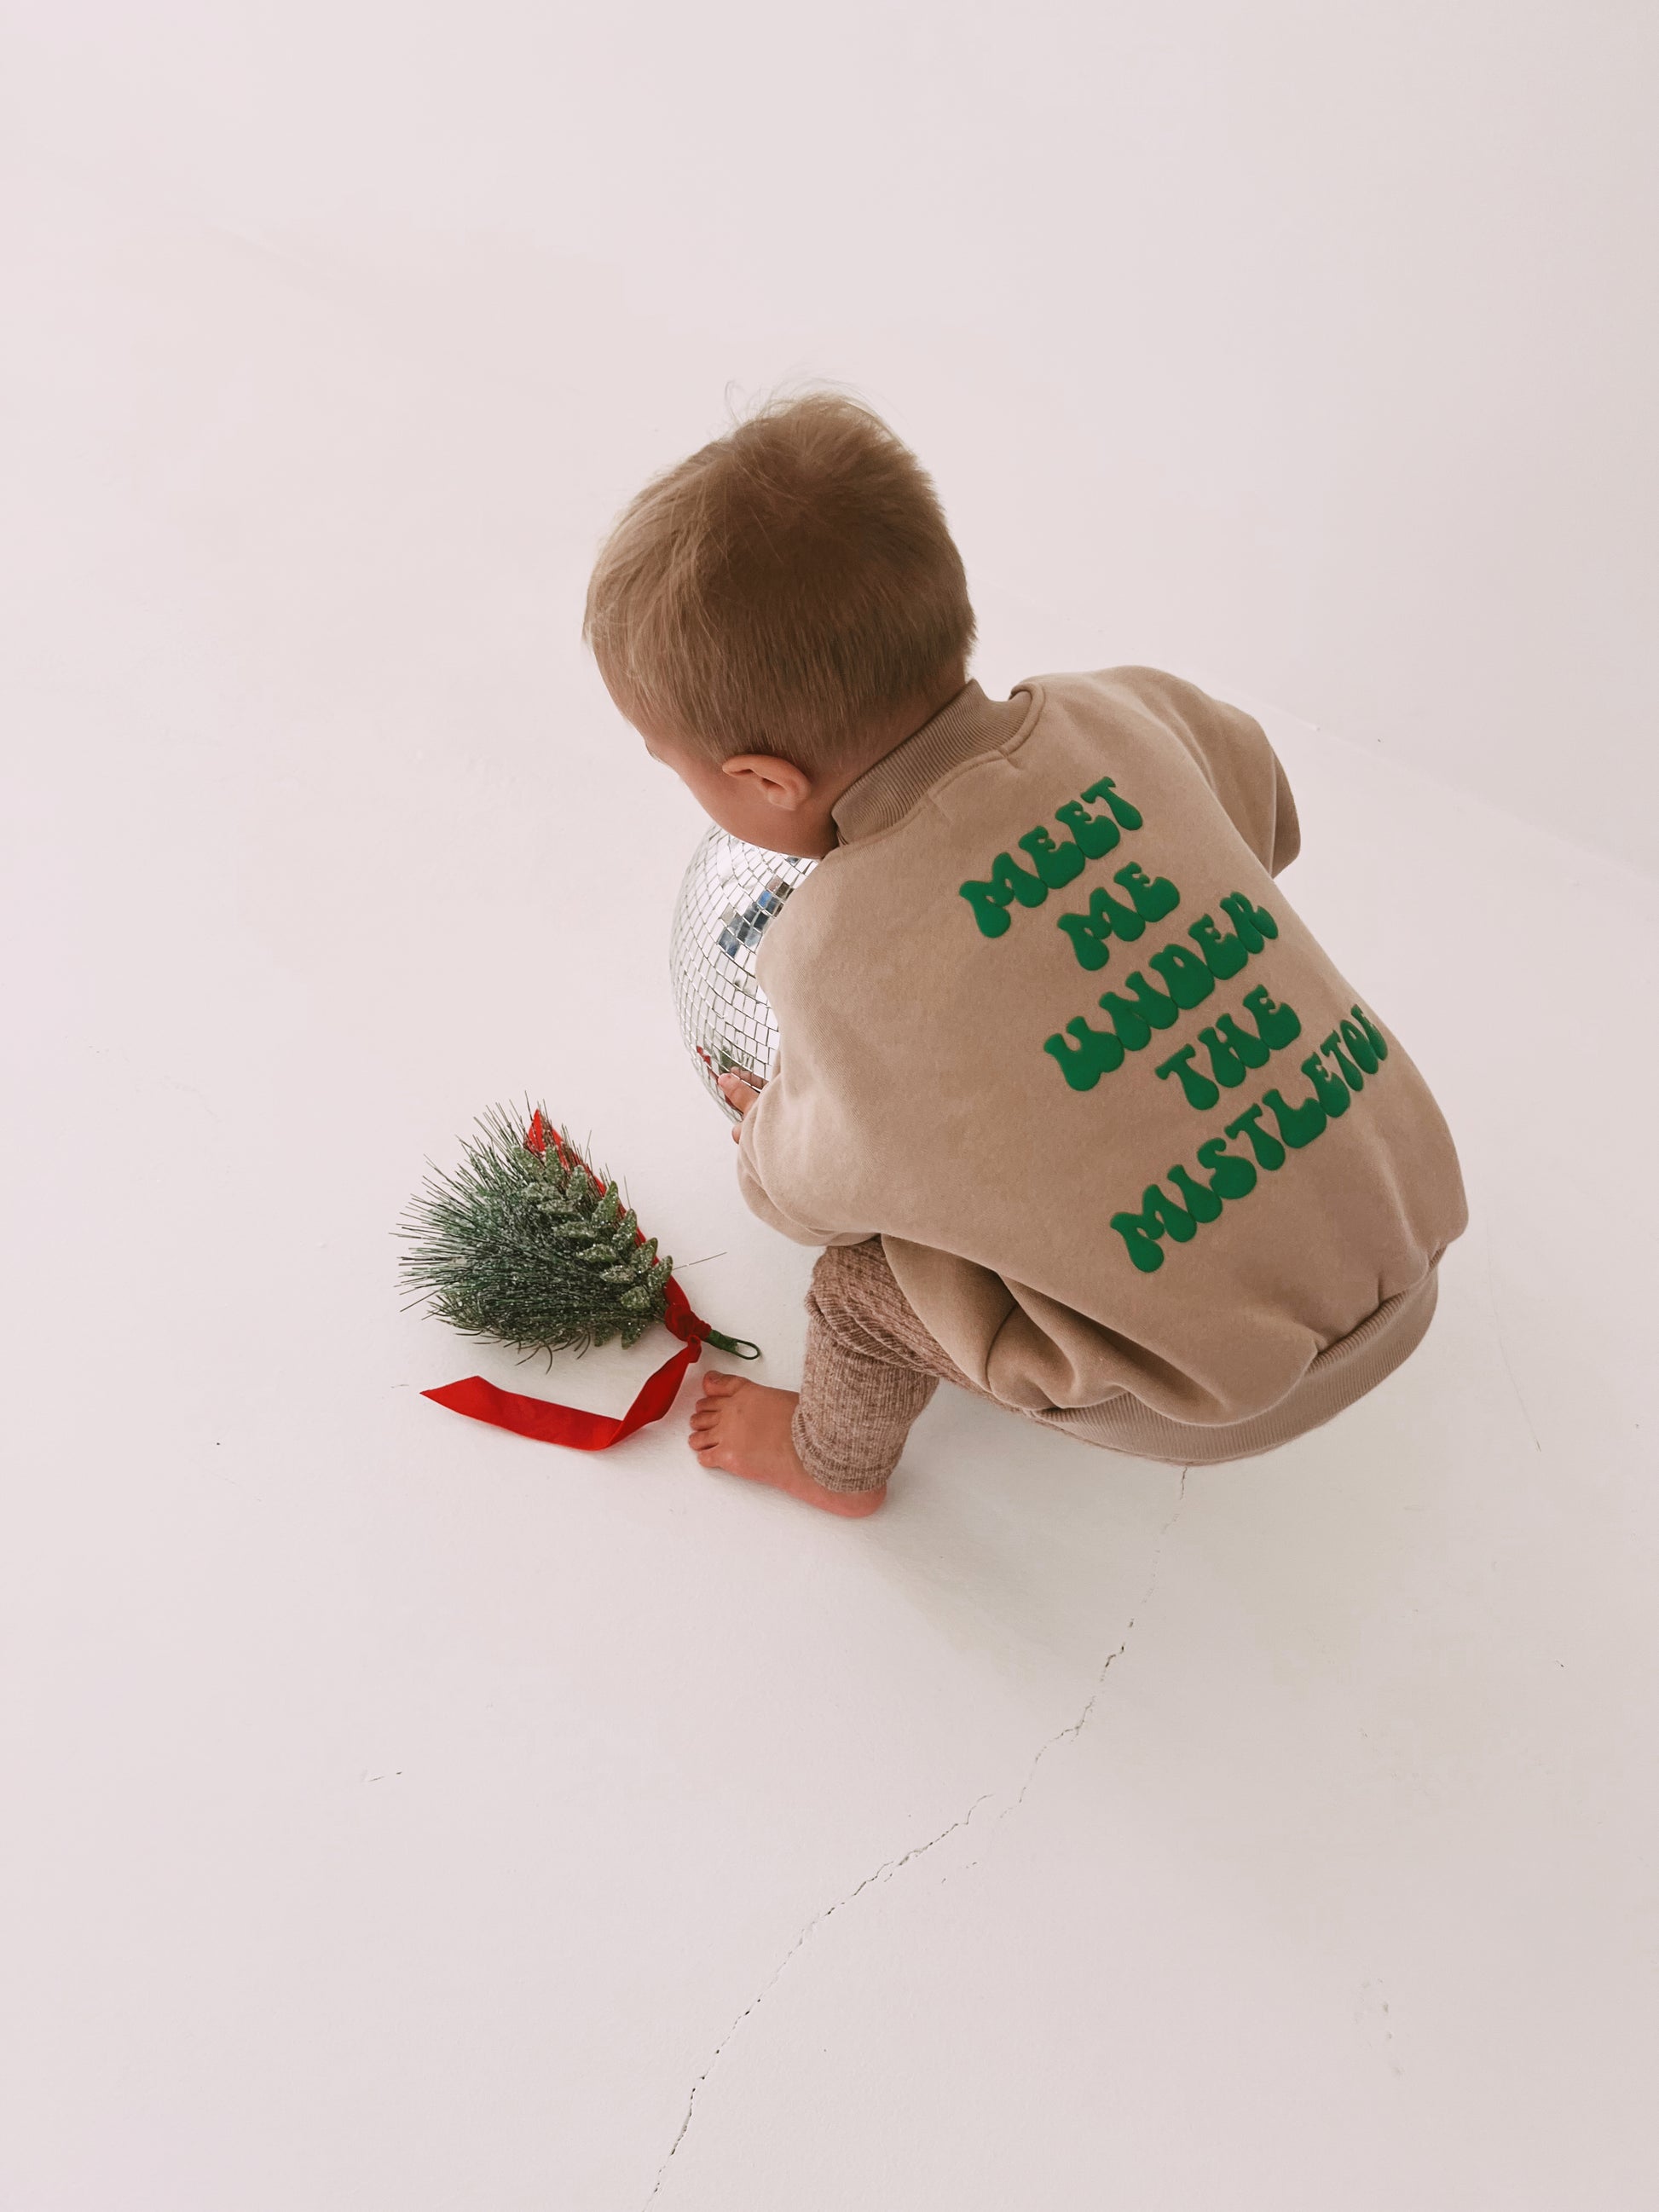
[1122,669,1301,877]
[731,1085,877,1250]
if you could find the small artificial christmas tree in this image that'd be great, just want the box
[401,1106,757,1453]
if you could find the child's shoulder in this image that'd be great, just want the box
[1025,661,1257,732]
[1022,666,1286,823]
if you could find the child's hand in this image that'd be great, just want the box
[717,1068,766,1141]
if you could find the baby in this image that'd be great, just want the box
[584,394,1467,1516]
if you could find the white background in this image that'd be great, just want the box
[3,5,1656,2208]
[6,0,1656,868]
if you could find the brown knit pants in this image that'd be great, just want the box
[790,1239,997,1493]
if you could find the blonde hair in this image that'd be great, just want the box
[583,391,975,768]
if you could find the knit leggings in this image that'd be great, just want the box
[790,1238,1000,1493]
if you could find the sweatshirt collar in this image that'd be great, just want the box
[830,679,1034,846]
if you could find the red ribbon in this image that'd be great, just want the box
[420,1113,730,1453]
[422,1275,713,1452]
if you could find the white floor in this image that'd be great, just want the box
[6,38,1659,2212]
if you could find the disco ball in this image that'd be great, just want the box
[670,828,818,1120]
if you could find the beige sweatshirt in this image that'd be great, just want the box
[736,669,1467,1454]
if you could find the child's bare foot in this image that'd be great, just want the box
[688,1371,886,1517]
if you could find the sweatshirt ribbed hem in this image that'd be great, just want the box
[1034,1270,1442,1465]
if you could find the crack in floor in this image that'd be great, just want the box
[640,1464,1189,2205]
[961,1465,1188,1867]
[641,1792,994,2203]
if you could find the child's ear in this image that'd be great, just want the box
[720,754,815,812]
